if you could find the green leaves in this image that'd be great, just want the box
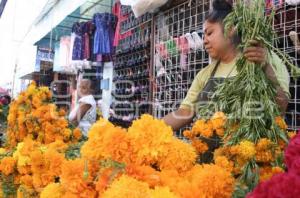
[65,141,86,160]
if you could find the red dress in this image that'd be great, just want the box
[112,1,132,47]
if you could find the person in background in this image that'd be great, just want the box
[69,79,97,137]
[0,95,11,106]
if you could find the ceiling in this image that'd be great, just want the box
[35,0,113,47]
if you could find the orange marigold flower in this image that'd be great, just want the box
[215,128,225,137]
[288,131,297,139]
[191,139,208,154]
[0,157,16,176]
[159,139,197,173]
[214,156,234,173]
[58,108,66,116]
[73,128,82,140]
[20,175,33,187]
[183,130,194,139]
[102,175,151,198]
[211,112,227,136]
[275,116,288,130]
[150,187,179,198]
[95,168,114,194]
[126,165,161,188]
[187,164,235,198]
[259,166,284,182]
[192,119,214,138]
[272,166,284,174]
[60,159,96,197]
[127,114,174,166]
[256,138,273,151]
[40,183,64,198]
[256,150,274,163]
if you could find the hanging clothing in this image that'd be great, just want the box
[72,22,83,60]
[93,13,117,55]
[58,36,71,68]
[112,2,133,47]
[82,21,95,60]
[69,32,76,63]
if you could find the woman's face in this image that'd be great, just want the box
[79,81,91,96]
[203,21,233,59]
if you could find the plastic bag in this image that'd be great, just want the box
[120,0,168,17]
[286,0,300,5]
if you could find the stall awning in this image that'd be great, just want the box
[22,0,89,45]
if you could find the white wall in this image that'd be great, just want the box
[101,62,114,119]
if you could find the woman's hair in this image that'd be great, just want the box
[206,0,233,23]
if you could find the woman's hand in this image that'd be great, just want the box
[244,40,268,66]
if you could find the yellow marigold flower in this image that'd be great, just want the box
[40,183,64,198]
[150,187,179,198]
[102,175,151,198]
[237,141,256,160]
[0,157,16,176]
[275,116,288,130]
[0,148,6,155]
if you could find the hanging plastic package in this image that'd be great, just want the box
[120,0,168,17]
[286,0,300,5]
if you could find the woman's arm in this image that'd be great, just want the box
[163,108,195,131]
[244,40,289,113]
[263,63,289,113]
[70,103,92,126]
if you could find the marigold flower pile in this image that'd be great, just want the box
[0,84,235,198]
[0,82,297,198]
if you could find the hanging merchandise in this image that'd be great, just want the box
[82,21,95,61]
[57,36,76,74]
[120,0,168,17]
[112,1,133,47]
[93,13,117,55]
[274,3,300,36]
[286,0,300,5]
[72,22,83,61]
[289,31,300,54]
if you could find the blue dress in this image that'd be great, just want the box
[72,22,83,60]
[93,13,117,55]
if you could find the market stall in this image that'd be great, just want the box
[0,0,300,197]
